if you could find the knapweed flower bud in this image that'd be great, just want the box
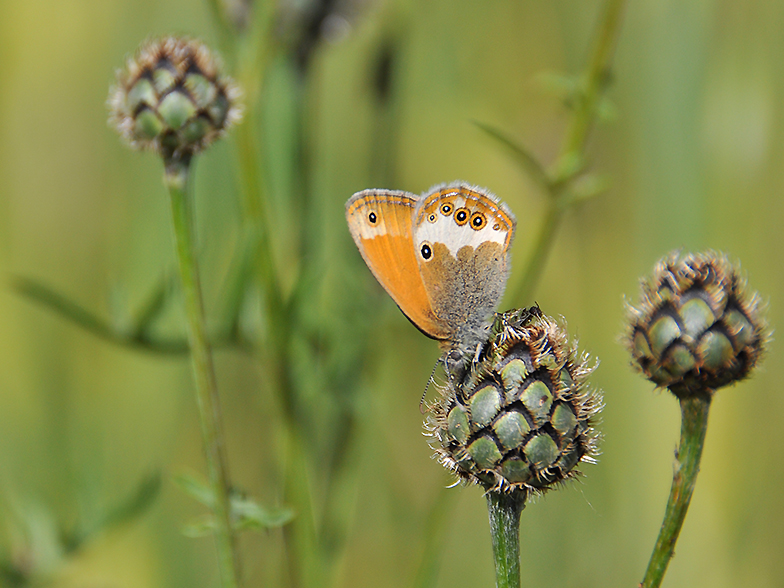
[625,251,768,397]
[428,307,602,494]
[109,36,241,157]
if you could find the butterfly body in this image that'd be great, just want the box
[346,182,516,365]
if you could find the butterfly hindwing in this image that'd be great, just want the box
[412,184,516,341]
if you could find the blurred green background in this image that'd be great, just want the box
[1,1,783,587]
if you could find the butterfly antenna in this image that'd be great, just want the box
[419,359,441,414]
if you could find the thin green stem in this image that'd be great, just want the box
[164,155,241,588]
[641,393,712,588]
[472,121,551,196]
[235,113,286,328]
[203,0,237,59]
[510,0,626,305]
[232,0,278,306]
[486,491,526,588]
[553,0,626,183]
[511,197,563,305]
[411,486,458,588]
[235,103,318,588]
[228,17,324,586]
[282,422,322,588]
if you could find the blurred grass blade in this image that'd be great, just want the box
[11,275,190,353]
[176,473,294,535]
[100,471,162,530]
[204,0,233,36]
[129,270,178,339]
[231,496,294,531]
[471,120,551,194]
[535,70,579,103]
[67,472,162,552]
[535,71,616,122]
[10,275,240,354]
[218,230,257,340]
[567,173,612,205]
[597,95,618,122]
[0,560,27,586]
[12,275,117,341]
[411,487,457,588]
[5,499,65,573]
[182,514,218,538]
[174,473,216,509]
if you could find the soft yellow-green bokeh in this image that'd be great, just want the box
[1,1,783,587]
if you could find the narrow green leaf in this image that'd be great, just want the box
[10,275,191,354]
[65,472,161,553]
[182,514,217,538]
[176,475,294,536]
[534,70,579,101]
[471,120,552,195]
[11,276,116,340]
[7,500,66,572]
[218,230,257,339]
[173,473,215,509]
[0,559,28,585]
[597,95,618,122]
[231,496,294,530]
[567,173,612,205]
[102,471,162,530]
[129,270,178,338]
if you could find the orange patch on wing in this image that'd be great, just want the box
[346,189,451,340]
[359,234,450,340]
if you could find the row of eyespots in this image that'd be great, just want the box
[366,202,501,232]
[430,201,488,230]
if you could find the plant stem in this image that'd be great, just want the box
[640,393,712,588]
[511,0,626,305]
[486,491,526,588]
[229,19,325,587]
[512,198,563,305]
[553,0,627,182]
[282,422,321,588]
[235,112,286,331]
[203,0,236,58]
[412,486,458,588]
[164,155,241,588]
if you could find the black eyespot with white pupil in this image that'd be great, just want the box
[470,212,486,230]
[368,211,378,224]
[420,242,432,260]
[454,208,469,226]
[440,203,453,215]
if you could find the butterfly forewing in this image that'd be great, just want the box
[346,189,452,340]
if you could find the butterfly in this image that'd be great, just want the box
[346,182,516,366]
